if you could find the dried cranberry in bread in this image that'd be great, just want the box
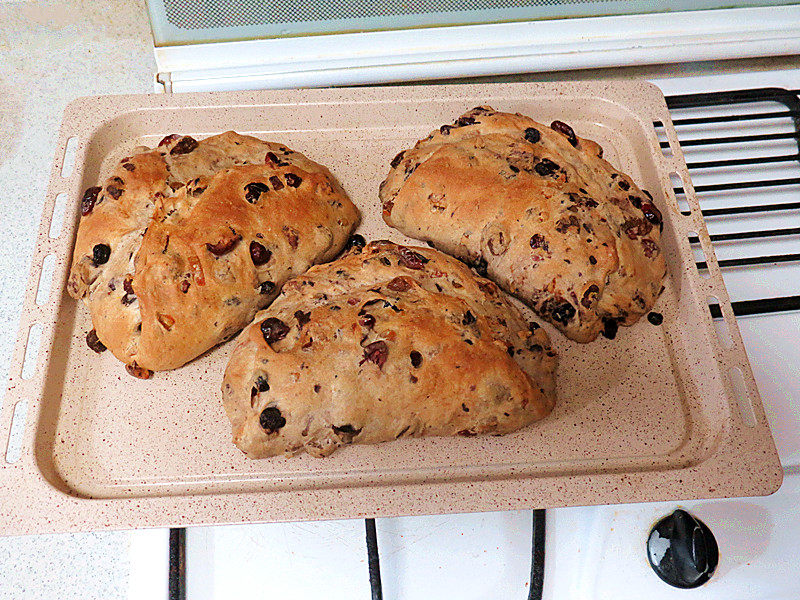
[222,241,556,459]
[380,107,666,342]
[68,131,359,373]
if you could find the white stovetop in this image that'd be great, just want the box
[0,2,798,598]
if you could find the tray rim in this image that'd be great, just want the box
[0,80,782,536]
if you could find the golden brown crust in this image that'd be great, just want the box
[68,131,359,372]
[222,241,557,459]
[380,107,666,342]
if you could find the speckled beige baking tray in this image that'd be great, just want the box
[0,81,782,536]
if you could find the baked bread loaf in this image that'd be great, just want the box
[68,131,359,375]
[380,107,666,342]
[223,240,556,458]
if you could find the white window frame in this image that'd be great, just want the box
[153,5,800,92]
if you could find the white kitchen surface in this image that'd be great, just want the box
[0,528,168,600]
[186,519,372,600]
[0,2,164,599]
[1,1,799,599]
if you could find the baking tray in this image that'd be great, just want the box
[0,81,782,536]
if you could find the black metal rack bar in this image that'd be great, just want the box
[689,227,800,243]
[672,110,800,126]
[697,201,800,217]
[528,510,546,600]
[687,154,799,170]
[692,177,800,193]
[697,253,800,270]
[665,87,800,115]
[366,518,383,600]
[662,131,800,147]
[667,87,800,321]
[708,296,800,319]
[169,528,186,600]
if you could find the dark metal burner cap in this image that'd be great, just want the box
[647,509,718,589]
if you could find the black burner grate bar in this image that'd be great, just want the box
[676,199,800,217]
[169,528,186,600]
[687,153,800,169]
[710,296,800,318]
[666,87,800,322]
[696,253,800,270]
[671,109,800,126]
[694,201,800,217]
[528,510,546,600]
[666,87,800,111]
[365,518,383,600]
[661,131,800,148]
[688,226,800,243]
[688,177,800,193]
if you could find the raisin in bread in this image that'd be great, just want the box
[68,131,359,375]
[222,240,556,458]
[379,107,666,342]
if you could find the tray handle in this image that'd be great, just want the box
[656,112,767,431]
[1,127,83,467]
